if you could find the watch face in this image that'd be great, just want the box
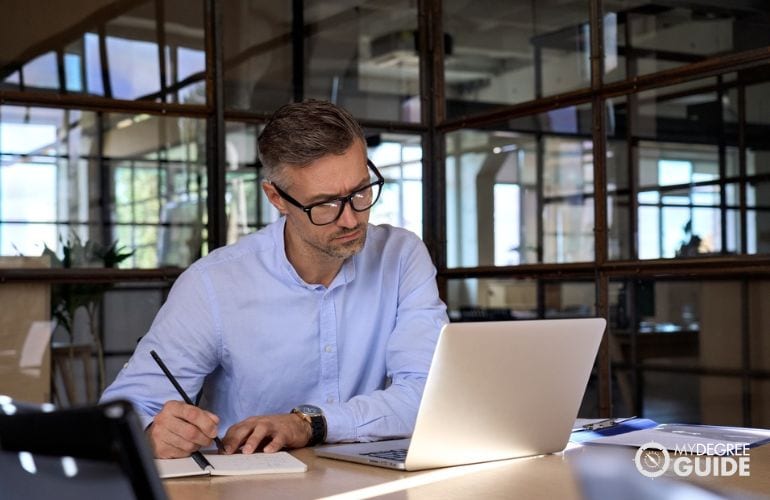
[296,404,322,416]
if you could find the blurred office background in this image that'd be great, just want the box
[0,0,768,427]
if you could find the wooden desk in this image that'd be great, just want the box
[165,443,770,499]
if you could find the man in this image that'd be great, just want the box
[100,100,448,459]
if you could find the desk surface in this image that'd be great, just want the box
[164,443,770,500]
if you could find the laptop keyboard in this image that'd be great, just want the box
[361,448,408,462]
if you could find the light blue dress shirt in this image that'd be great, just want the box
[100,217,448,443]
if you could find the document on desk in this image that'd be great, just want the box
[156,451,307,479]
[583,424,770,454]
[570,417,659,444]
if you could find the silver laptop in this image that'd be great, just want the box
[315,318,606,471]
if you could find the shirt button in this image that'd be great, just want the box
[326,397,335,404]
[324,345,333,353]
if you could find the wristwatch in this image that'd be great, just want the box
[291,404,327,446]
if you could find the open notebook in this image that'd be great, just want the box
[156,451,307,478]
[316,318,606,471]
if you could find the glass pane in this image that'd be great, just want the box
[607,137,630,260]
[745,282,768,427]
[606,74,766,260]
[610,368,635,417]
[0,0,204,102]
[443,0,590,118]
[608,193,630,260]
[752,380,770,428]
[640,369,689,421]
[699,375,745,426]
[102,284,169,386]
[542,137,595,263]
[446,277,596,321]
[106,113,207,268]
[611,280,701,374]
[222,2,293,112]
[543,281,596,318]
[105,3,161,100]
[446,278,535,321]
[446,130,538,268]
[609,279,760,373]
[307,2,420,122]
[612,278,755,422]
[746,80,770,256]
[0,105,207,268]
[642,373,742,425]
[22,52,59,90]
[367,133,423,237]
[747,182,770,254]
[636,141,722,259]
[603,1,770,82]
[164,0,206,104]
[446,104,593,268]
[1,106,73,256]
[223,1,420,122]
[225,122,265,243]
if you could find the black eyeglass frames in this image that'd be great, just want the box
[271,159,385,226]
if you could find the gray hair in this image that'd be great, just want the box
[258,100,366,186]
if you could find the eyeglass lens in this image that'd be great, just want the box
[309,182,381,225]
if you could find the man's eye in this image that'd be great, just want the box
[320,200,340,208]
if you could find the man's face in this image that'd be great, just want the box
[265,140,372,261]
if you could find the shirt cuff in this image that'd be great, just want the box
[317,403,355,443]
[140,414,155,430]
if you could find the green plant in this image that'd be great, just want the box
[42,234,134,397]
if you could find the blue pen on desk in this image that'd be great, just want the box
[150,349,224,453]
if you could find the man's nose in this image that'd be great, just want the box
[336,201,359,228]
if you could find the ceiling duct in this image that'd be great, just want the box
[368,30,452,67]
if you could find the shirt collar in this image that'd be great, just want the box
[272,216,359,290]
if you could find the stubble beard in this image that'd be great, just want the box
[309,225,367,260]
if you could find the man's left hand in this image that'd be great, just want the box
[221,413,311,454]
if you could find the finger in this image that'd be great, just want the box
[147,422,198,458]
[203,409,220,425]
[178,404,220,440]
[222,418,259,454]
[241,422,272,454]
[158,426,203,456]
[156,403,217,448]
[262,434,287,453]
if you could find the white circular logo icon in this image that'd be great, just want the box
[634,442,670,478]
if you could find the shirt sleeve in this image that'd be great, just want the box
[319,238,448,442]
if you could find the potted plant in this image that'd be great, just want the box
[42,234,134,399]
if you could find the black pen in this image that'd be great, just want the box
[150,349,224,453]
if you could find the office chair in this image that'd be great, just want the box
[0,397,167,500]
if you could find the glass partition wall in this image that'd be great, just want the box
[1,0,769,426]
[439,0,770,426]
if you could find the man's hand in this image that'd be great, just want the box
[147,400,220,458]
[222,413,311,454]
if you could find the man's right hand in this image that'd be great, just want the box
[147,400,220,458]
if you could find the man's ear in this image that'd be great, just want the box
[262,181,287,214]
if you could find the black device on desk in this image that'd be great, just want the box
[0,398,167,500]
